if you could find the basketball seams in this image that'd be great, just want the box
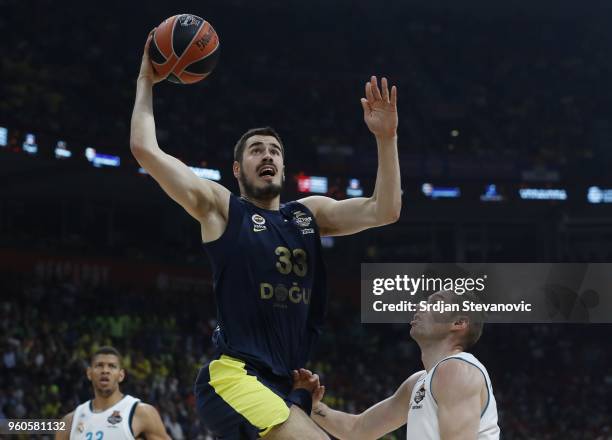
[183,38,220,75]
[167,15,208,83]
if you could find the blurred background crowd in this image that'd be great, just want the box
[2,0,612,438]
[1,275,610,439]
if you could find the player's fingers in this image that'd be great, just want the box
[310,374,319,384]
[365,82,374,102]
[360,98,370,114]
[391,85,398,107]
[371,75,383,101]
[292,370,298,379]
[382,77,390,102]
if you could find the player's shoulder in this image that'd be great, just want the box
[55,411,74,440]
[431,358,484,397]
[397,370,427,398]
[132,402,164,426]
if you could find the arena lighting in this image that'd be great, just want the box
[519,188,567,200]
[189,166,221,181]
[22,133,38,155]
[587,186,612,204]
[421,183,461,199]
[321,236,335,248]
[54,140,72,159]
[480,184,504,202]
[346,178,364,197]
[297,174,328,194]
[85,148,120,168]
[0,127,7,147]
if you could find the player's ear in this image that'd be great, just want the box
[118,368,126,383]
[233,160,240,179]
[453,315,469,330]
[86,366,93,382]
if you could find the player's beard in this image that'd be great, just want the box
[240,171,283,201]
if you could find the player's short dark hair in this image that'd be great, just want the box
[437,291,486,350]
[233,127,285,164]
[90,346,122,366]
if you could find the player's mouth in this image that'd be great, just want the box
[99,377,110,385]
[258,165,277,181]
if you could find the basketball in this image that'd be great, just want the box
[149,14,220,84]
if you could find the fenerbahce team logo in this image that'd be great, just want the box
[252,214,267,232]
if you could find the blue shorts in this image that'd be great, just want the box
[195,354,292,439]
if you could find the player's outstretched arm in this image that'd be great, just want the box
[130,31,230,224]
[54,411,73,440]
[432,360,483,440]
[299,76,401,236]
[309,371,422,440]
[132,403,171,440]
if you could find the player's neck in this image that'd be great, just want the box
[419,341,463,372]
[241,194,280,211]
[91,391,124,412]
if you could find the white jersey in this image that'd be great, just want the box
[70,395,140,440]
[405,352,500,440]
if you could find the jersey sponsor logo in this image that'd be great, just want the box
[107,410,122,425]
[252,214,267,232]
[301,228,315,235]
[260,282,312,306]
[292,211,313,228]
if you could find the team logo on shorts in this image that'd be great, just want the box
[252,214,267,232]
[179,15,202,27]
[414,385,426,404]
[107,410,122,425]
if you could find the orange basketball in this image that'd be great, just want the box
[149,14,220,84]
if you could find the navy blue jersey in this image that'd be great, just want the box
[203,195,327,377]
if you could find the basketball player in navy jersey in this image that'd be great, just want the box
[131,33,401,439]
[299,291,500,440]
[56,347,169,440]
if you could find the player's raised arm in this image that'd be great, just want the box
[307,370,422,440]
[299,76,401,236]
[433,360,484,440]
[130,31,229,225]
[54,411,73,440]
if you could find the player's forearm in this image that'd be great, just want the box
[371,135,401,223]
[130,77,161,155]
[312,403,361,440]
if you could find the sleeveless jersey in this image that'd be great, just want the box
[406,352,500,440]
[70,395,140,440]
[203,195,327,377]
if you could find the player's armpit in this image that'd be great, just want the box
[432,360,483,440]
[131,145,230,223]
[132,403,170,440]
[55,411,73,440]
[299,195,398,237]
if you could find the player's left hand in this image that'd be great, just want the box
[361,76,398,140]
[291,368,320,393]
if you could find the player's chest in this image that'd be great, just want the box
[74,412,130,440]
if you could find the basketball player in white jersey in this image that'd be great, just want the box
[56,346,169,440]
[299,291,500,439]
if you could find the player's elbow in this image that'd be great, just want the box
[378,203,401,225]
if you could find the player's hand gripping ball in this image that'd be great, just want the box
[149,14,220,84]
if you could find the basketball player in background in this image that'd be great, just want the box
[130,30,401,439]
[300,291,500,440]
[56,346,169,440]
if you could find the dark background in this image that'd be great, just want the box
[1,0,611,438]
